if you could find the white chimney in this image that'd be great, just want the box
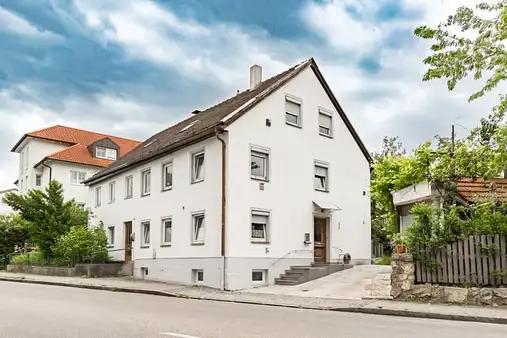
[250,64,262,90]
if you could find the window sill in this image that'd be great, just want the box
[319,132,333,139]
[251,240,269,244]
[250,176,269,182]
[315,188,329,193]
[140,245,150,249]
[141,193,151,198]
[160,243,172,247]
[191,179,204,185]
[107,245,114,249]
[95,205,101,208]
[108,201,115,204]
[125,196,133,200]
[191,242,205,246]
[161,186,173,192]
[285,122,302,129]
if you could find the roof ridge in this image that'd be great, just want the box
[28,124,141,143]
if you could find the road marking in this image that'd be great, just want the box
[159,332,201,338]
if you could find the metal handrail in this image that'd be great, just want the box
[269,249,313,269]
[332,246,345,264]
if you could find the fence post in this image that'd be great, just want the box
[391,253,415,299]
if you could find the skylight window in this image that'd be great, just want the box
[180,120,198,132]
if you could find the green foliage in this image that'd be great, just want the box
[404,202,507,252]
[52,225,109,266]
[10,250,45,266]
[374,255,392,266]
[0,214,30,266]
[414,1,507,117]
[2,180,88,257]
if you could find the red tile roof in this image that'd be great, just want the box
[456,178,507,203]
[13,125,141,168]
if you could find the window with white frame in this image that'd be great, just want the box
[96,146,117,160]
[192,269,204,283]
[108,181,115,203]
[192,152,205,183]
[141,169,151,196]
[285,97,301,127]
[35,174,42,187]
[95,186,102,207]
[107,226,115,246]
[192,213,205,244]
[77,203,85,209]
[314,163,329,191]
[161,218,172,245]
[141,221,150,247]
[250,148,269,181]
[125,175,133,199]
[162,162,173,190]
[25,147,29,170]
[70,171,86,185]
[251,210,269,242]
[319,110,333,137]
[252,270,267,284]
[20,152,23,173]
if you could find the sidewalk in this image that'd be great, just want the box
[1,271,507,325]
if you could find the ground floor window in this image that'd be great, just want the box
[192,269,204,284]
[252,269,267,285]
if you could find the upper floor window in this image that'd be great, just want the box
[96,146,117,160]
[70,171,86,185]
[35,174,42,187]
[20,152,24,173]
[162,162,173,190]
[25,147,29,170]
[192,212,205,244]
[125,175,133,199]
[109,181,116,203]
[285,96,302,127]
[318,110,333,137]
[95,186,102,207]
[141,221,150,247]
[250,147,269,181]
[314,162,329,192]
[251,210,269,243]
[161,218,172,246]
[141,169,151,196]
[191,152,205,183]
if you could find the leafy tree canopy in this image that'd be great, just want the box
[2,180,88,257]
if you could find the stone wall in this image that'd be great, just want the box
[390,252,507,306]
[390,253,415,298]
[7,262,125,278]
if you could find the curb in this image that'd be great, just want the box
[1,277,506,325]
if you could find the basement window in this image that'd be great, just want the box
[252,270,267,285]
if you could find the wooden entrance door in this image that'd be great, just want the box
[314,217,327,263]
[124,221,133,262]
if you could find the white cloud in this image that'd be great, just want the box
[0,6,61,40]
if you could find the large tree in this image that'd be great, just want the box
[414,1,507,116]
[2,180,88,258]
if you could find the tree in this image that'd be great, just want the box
[0,214,30,267]
[2,180,88,258]
[414,1,507,117]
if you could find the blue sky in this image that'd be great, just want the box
[0,0,498,188]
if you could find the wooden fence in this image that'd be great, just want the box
[414,234,507,286]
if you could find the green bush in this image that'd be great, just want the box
[52,225,109,266]
[0,213,30,266]
[374,255,392,266]
[10,250,45,265]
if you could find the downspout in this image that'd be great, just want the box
[215,126,227,291]
[42,161,52,182]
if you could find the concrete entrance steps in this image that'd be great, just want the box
[275,263,353,286]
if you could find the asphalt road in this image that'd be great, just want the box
[0,282,504,338]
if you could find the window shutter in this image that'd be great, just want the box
[286,100,300,115]
[319,113,332,128]
[315,165,327,176]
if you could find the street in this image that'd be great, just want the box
[0,282,504,338]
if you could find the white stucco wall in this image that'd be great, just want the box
[50,161,100,206]
[89,137,223,287]
[224,66,371,289]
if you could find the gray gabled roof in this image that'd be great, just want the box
[85,58,371,185]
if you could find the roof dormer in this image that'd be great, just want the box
[88,137,120,161]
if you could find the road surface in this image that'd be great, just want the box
[0,281,504,338]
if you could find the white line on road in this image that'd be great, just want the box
[159,332,201,338]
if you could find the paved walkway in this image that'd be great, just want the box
[1,271,507,325]
[249,265,391,299]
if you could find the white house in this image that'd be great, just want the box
[85,58,372,290]
[11,125,141,208]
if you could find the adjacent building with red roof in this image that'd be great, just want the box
[11,125,141,208]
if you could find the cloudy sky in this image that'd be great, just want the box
[0,0,501,188]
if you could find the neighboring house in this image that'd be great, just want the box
[393,178,507,232]
[85,58,372,290]
[0,188,17,214]
[11,126,141,208]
